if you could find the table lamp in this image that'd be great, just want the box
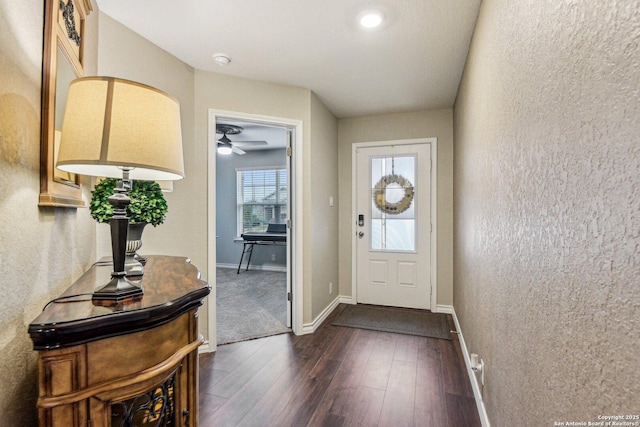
[56,76,184,303]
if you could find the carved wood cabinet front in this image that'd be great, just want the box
[29,256,211,427]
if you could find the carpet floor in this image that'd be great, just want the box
[216,268,290,345]
[332,304,453,340]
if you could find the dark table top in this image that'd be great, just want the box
[29,255,211,350]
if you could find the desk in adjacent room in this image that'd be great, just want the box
[237,223,287,273]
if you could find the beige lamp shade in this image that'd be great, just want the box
[57,76,184,181]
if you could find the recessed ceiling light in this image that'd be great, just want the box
[213,53,231,66]
[359,10,385,28]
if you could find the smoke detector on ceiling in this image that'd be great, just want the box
[213,53,231,66]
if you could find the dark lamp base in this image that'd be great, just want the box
[92,275,143,303]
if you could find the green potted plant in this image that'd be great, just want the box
[90,178,168,272]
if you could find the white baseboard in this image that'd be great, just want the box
[451,307,491,427]
[216,262,287,273]
[434,304,453,314]
[301,295,341,334]
[198,341,214,354]
[338,295,356,305]
[216,263,238,270]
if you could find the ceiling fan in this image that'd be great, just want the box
[216,124,267,155]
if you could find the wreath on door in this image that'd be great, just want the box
[373,174,414,214]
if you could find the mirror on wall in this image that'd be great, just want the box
[39,0,92,207]
[53,46,77,185]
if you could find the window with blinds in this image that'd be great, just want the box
[236,168,287,235]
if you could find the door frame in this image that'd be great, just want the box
[207,109,304,352]
[351,138,438,311]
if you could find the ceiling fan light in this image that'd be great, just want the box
[218,145,233,155]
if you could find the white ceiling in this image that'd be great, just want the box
[96,0,481,119]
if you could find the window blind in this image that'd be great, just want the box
[236,168,287,235]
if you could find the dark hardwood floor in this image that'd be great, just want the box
[199,304,481,427]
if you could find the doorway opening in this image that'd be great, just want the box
[207,110,303,351]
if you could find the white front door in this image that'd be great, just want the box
[355,143,431,309]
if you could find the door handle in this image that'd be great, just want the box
[358,231,364,238]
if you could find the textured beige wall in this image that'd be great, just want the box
[0,0,98,424]
[337,110,454,306]
[453,0,640,424]
[310,92,339,319]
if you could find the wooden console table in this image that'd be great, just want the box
[29,256,210,427]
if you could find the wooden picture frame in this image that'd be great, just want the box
[39,0,93,207]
